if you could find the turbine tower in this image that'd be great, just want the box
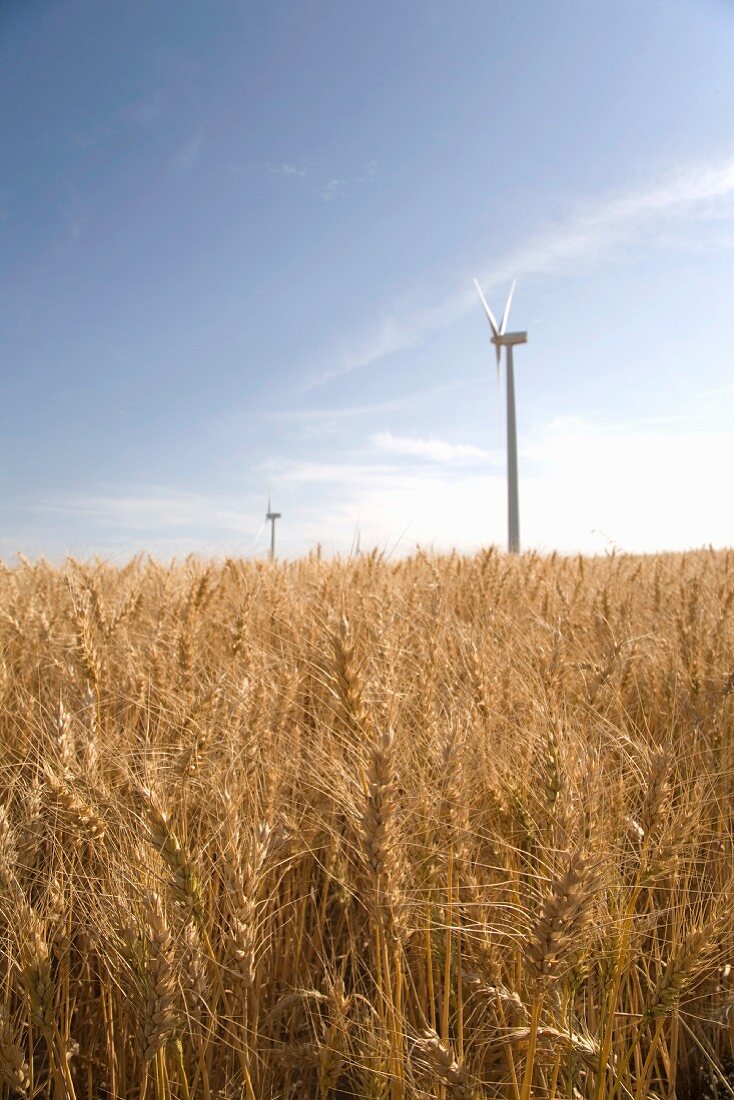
[265,492,281,562]
[473,278,527,555]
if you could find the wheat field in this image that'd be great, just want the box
[0,549,733,1099]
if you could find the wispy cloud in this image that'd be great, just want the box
[27,397,734,559]
[306,153,734,387]
[269,162,307,178]
[356,161,378,182]
[271,460,398,487]
[71,91,168,149]
[118,90,167,129]
[319,163,376,201]
[266,163,375,200]
[172,129,205,175]
[269,379,481,428]
[372,431,497,463]
[321,179,345,202]
[38,489,259,534]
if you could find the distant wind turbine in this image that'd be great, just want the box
[473,278,527,555]
[265,492,281,562]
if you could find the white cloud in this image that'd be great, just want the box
[321,179,345,202]
[306,153,734,386]
[30,403,734,560]
[269,163,307,178]
[518,416,734,553]
[372,431,497,463]
[267,411,734,556]
[272,460,398,487]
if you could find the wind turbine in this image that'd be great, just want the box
[473,278,527,555]
[265,492,281,562]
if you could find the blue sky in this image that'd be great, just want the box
[2,0,734,560]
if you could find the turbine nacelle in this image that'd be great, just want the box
[492,331,527,347]
[266,491,281,522]
[473,277,525,368]
[266,492,282,561]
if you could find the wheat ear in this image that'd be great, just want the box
[142,890,181,1063]
[525,849,600,984]
[0,1021,31,1096]
[413,1028,474,1099]
[139,786,202,916]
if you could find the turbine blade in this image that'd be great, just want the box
[495,344,502,377]
[500,279,516,335]
[473,277,500,338]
